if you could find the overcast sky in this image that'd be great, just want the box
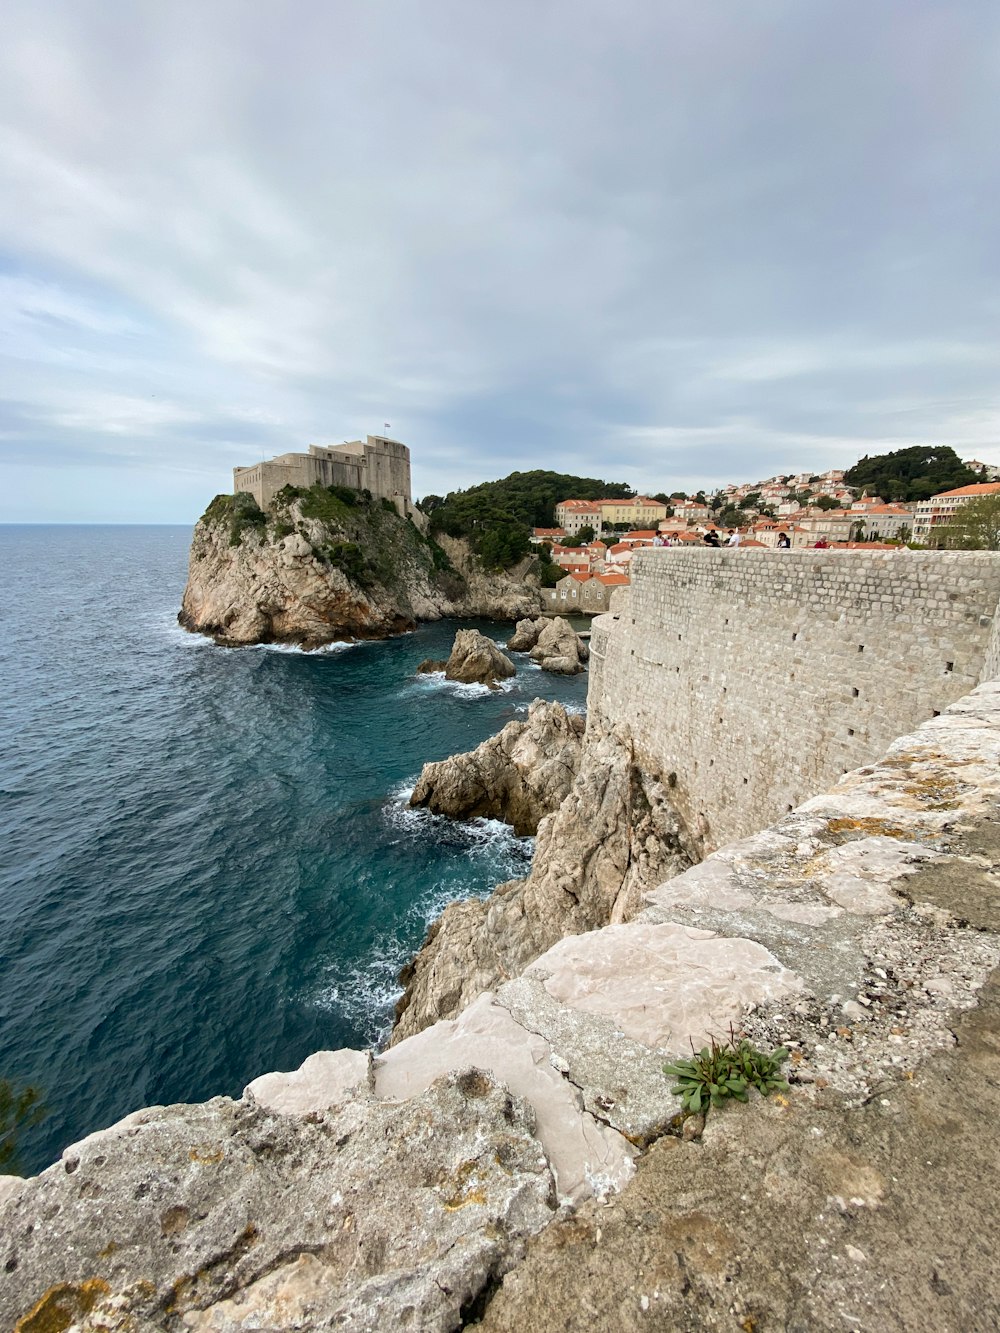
[2,1,999,521]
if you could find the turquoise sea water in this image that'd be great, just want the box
[0,525,586,1174]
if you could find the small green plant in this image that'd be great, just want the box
[664,1031,788,1115]
[1,1078,48,1175]
[228,491,267,546]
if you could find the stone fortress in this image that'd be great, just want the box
[233,434,415,516]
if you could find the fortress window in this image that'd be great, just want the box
[848,728,855,737]
[852,687,859,698]
[945,661,954,673]
[858,644,864,653]
[792,632,798,642]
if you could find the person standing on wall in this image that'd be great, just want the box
[777,531,791,549]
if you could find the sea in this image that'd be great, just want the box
[0,525,587,1174]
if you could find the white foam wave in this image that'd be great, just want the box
[406,671,516,699]
[310,866,518,1047]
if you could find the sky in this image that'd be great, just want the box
[2,1,999,522]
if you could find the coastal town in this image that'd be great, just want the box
[536,460,1000,613]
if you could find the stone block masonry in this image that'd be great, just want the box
[588,548,1000,852]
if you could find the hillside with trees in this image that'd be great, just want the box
[844,446,977,502]
[420,470,633,569]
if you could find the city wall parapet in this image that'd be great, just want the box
[588,548,1000,851]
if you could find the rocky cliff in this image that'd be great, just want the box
[179,487,540,648]
[392,717,696,1042]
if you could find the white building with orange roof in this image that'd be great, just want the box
[912,481,1000,543]
[606,542,634,566]
[531,526,566,545]
[855,502,916,541]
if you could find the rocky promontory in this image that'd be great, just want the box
[179,487,540,648]
[393,718,696,1042]
[417,628,518,689]
[409,699,585,834]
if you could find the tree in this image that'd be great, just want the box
[719,506,742,528]
[932,494,1000,550]
[814,495,842,511]
[845,446,976,502]
[1,1079,47,1175]
[739,491,761,511]
[576,525,596,543]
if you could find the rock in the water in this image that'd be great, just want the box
[538,654,579,675]
[409,700,585,835]
[0,1073,556,1333]
[393,719,695,1041]
[508,617,547,652]
[528,618,587,675]
[416,657,448,674]
[444,628,517,687]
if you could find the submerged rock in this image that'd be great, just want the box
[444,628,517,687]
[393,719,695,1042]
[409,699,585,835]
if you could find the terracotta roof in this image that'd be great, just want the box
[934,482,1000,498]
[608,543,632,554]
[533,527,565,536]
[624,530,658,539]
[569,572,590,583]
[597,572,630,585]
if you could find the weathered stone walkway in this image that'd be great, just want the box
[3,686,1000,1330]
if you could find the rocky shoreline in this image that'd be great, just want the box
[393,712,697,1043]
[4,684,1000,1331]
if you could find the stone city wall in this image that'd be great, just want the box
[588,548,1000,852]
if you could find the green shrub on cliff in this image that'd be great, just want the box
[227,493,267,546]
[298,483,360,524]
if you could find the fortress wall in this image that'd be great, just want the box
[232,437,411,510]
[588,548,1000,852]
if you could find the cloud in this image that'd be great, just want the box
[1,0,999,520]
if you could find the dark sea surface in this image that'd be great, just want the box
[0,525,586,1173]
